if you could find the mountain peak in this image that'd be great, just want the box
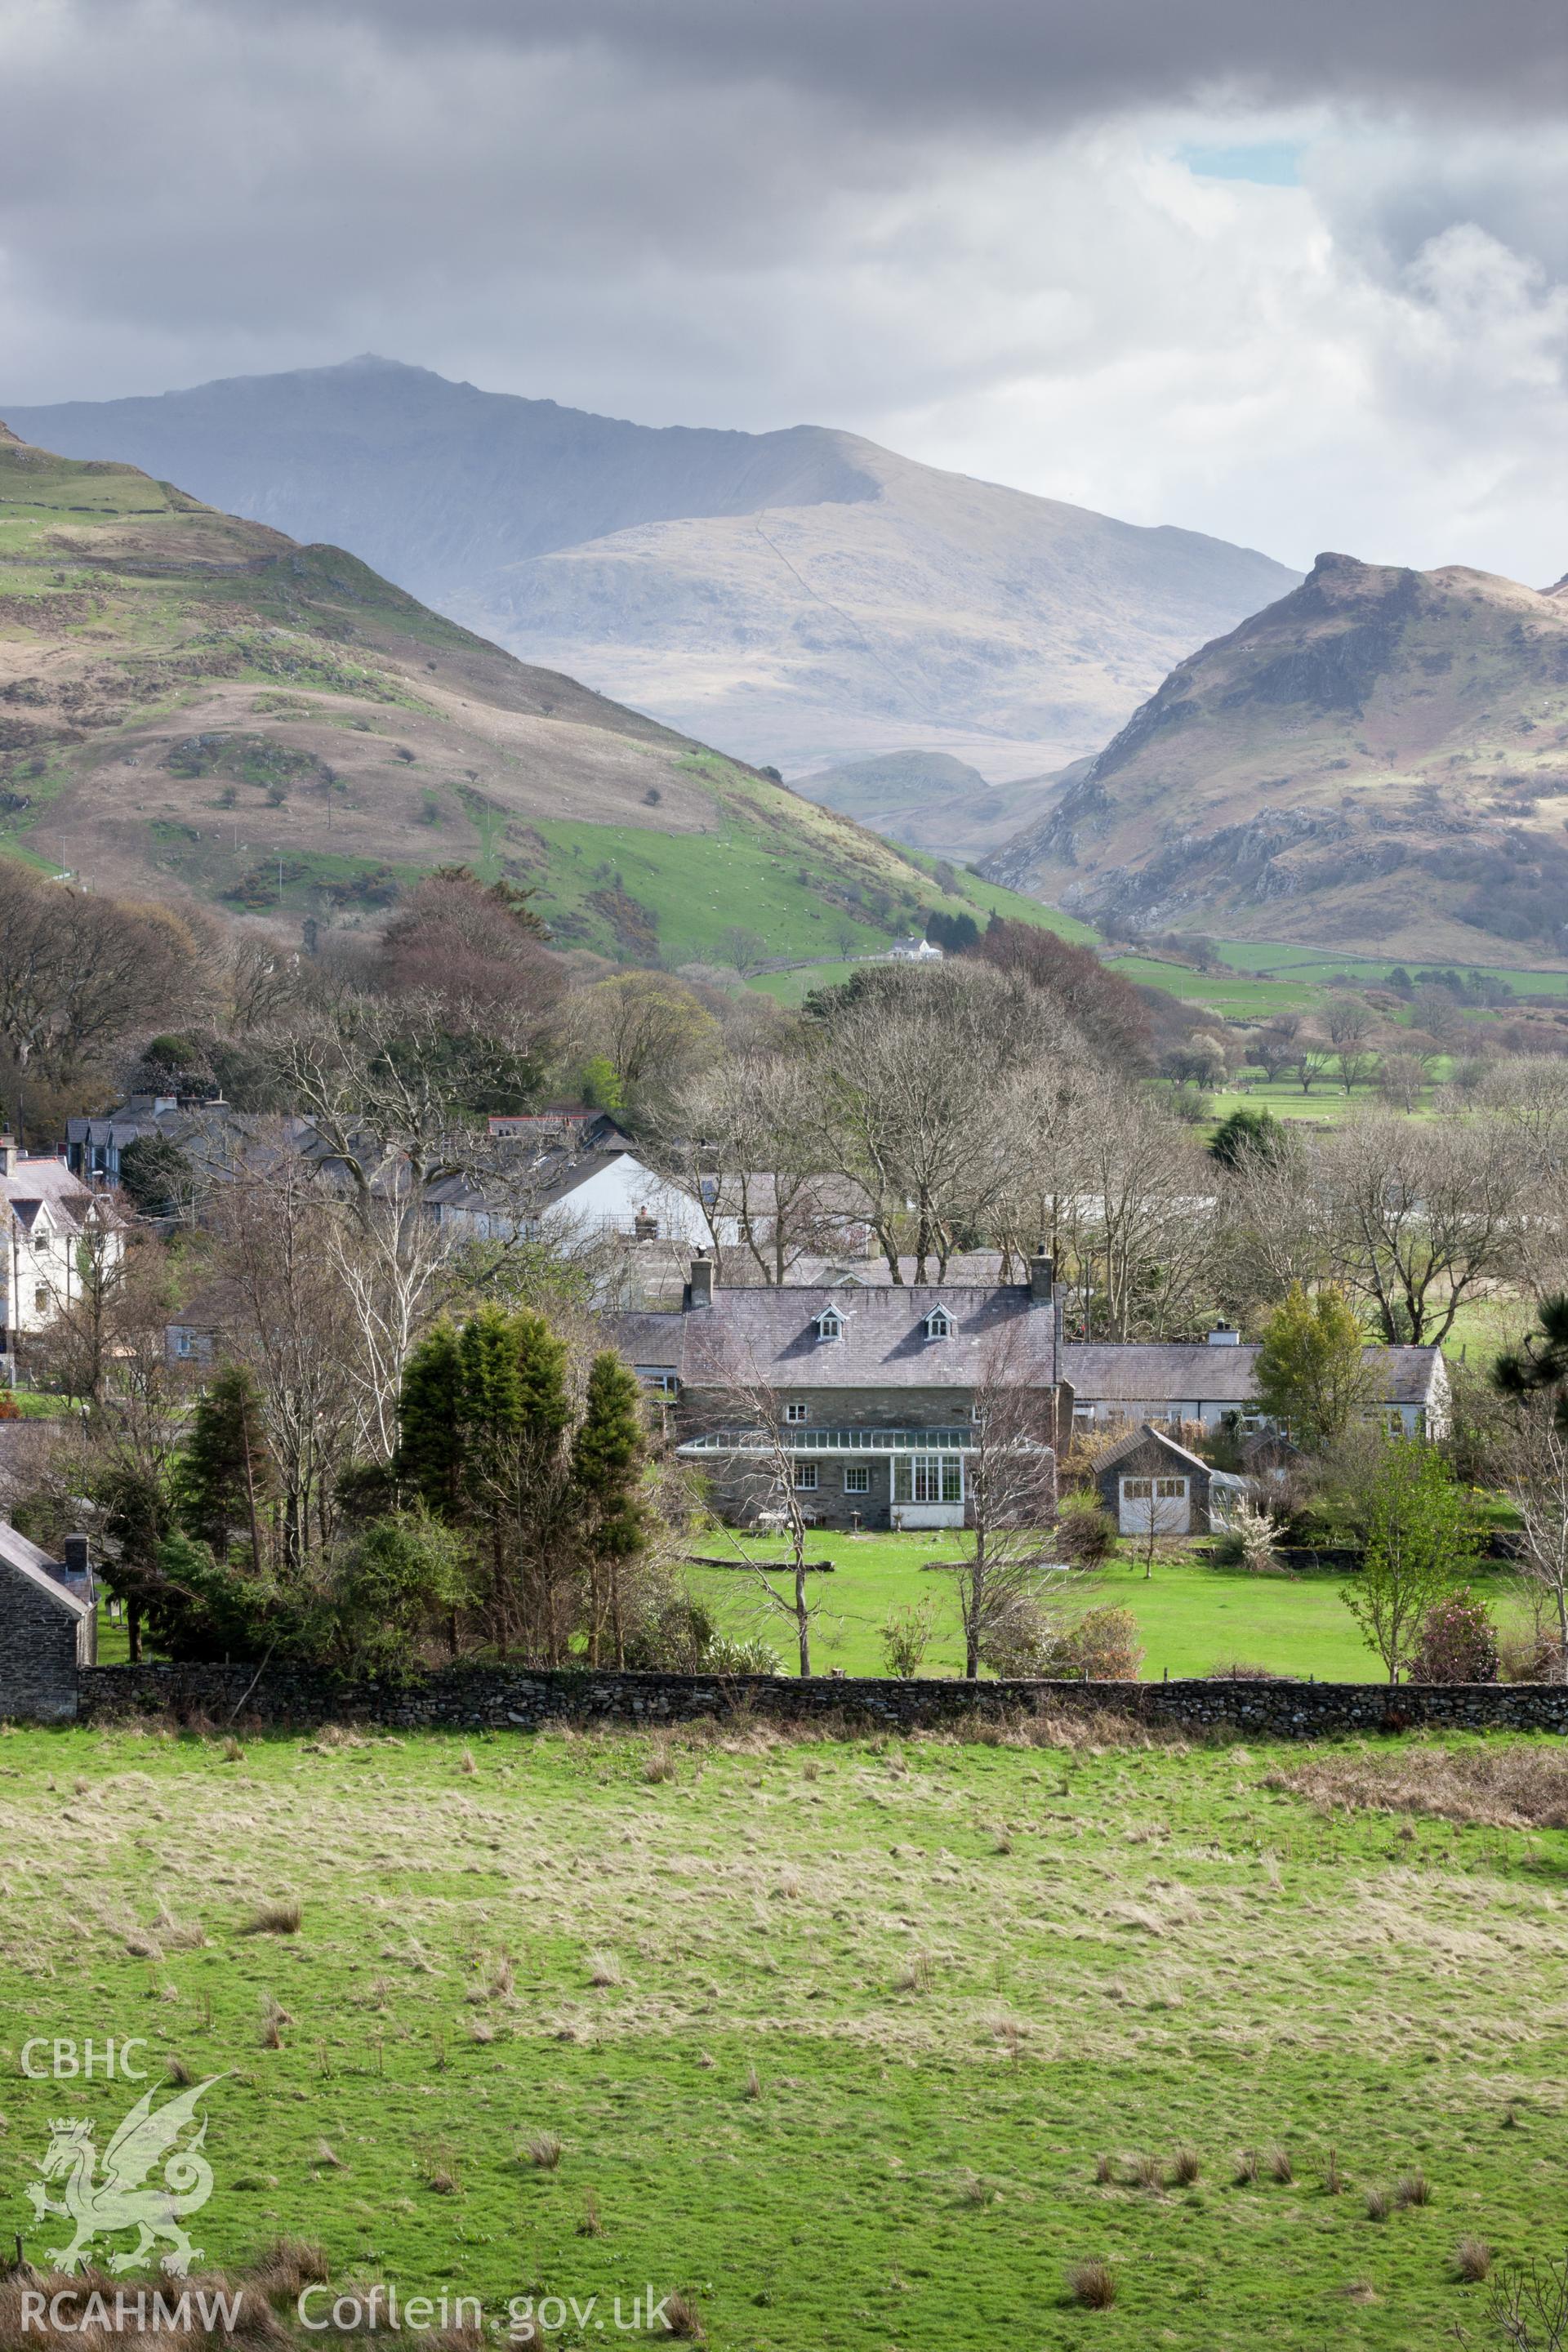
[984,546,1568,962]
[1,359,1298,786]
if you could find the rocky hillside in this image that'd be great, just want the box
[983,553,1568,962]
[7,357,1298,782]
[0,431,1022,964]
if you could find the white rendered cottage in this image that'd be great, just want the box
[0,1139,126,1379]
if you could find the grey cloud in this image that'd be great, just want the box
[108,0,1568,122]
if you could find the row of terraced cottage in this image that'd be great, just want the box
[608,1253,1450,1537]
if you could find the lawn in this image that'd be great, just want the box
[3,1717,1566,2350]
[682,1532,1530,1682]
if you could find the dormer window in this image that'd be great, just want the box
[814,1308,844,1343]
[923,1307,953,1340]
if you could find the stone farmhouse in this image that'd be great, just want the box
[0,1520,96,1722]
[609,1252,1067,1531]
[607,1255,1453,1534]
[1062,1326,1450,1437]
[1,1138,127,1379]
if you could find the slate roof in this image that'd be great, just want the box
[0,1519,91,1619]
[1062,1342,1445,1408]
[606,1283,1057,1391]
[1092,1423,1213,1479]
[1,1156,111,1236]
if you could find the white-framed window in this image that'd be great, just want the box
[814,1309,844,1343]
[33,1285,49,1315]
[637,1367,678,1397]
[175,1330,194,1359]
[794,1462,819,1490]
[784,1401,808,1423]
[1123,1478,1152,1499]
[1156,1477,1187,1499]
[893,1455,963,1504]
[843,1464,870,1494]
[924,1307,952,1339]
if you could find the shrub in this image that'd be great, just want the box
[980,1598,1061,1677]
[1055,1490,1118,1567]
[1131,2152,1163,2190]
[1455,2235,1494,2283]
[526,2135,564,2170]
[1499,1626,1566,1682]
[1051,1607,1144,1682]
[881,1602,935,1678]
[1412,1588,1499,1685]
[1393,2168,1432,2208]
[1065,2260,1117,2310]
[1211,1498,1284,1575]
[1170,2146,1202,2186]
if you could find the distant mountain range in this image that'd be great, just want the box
[0,428,1035,964]
[6,358,1298,806]
[982,551,1568,961]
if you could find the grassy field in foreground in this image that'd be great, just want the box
[2,1721,1566,2350]
[685,1532,1530,1681]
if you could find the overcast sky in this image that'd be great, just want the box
[4,0,1568,580]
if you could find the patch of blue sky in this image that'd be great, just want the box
[1177,140,1303,186]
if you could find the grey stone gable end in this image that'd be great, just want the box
[0,1520,95,1722]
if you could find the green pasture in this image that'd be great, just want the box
[682,1531,1530,1682]
[4,1719,1568,2350]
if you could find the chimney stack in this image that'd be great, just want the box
[62,1534,91,1579]
[1206,1320,1241,1347]
[1029,1251,1054,1303]
[688,1251,714,1309]
[0,1136,15,1179]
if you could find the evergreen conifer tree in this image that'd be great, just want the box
[572,1351,648,1665]
[178,1364,273,1572]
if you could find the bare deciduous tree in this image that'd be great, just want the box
[649,1051,851,1285]
[210,1154,359,1568]
[0,864,211,1084]
[939,1327,1065,1678]
[1325,998,1378,1094]
[682,1356,832,1675]
[816,963,1052,1282]
[1318,1115,1521,1344]
[1067,1073,1218,1339]
[1500,1397,1568,1680]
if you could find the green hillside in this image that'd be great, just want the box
[0,430,1053,966]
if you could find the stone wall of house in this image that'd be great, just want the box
[0,1570,82,1722]
[680,1383,981,1437]
[76,1661,1568,1740]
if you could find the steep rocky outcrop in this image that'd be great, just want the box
[984,552,1568,960]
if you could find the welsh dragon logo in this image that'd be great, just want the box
[26,2077,226,2274]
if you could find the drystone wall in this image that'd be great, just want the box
[74,1662,1568,1739]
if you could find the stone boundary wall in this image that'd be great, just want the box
[74,1662,1568,1739]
